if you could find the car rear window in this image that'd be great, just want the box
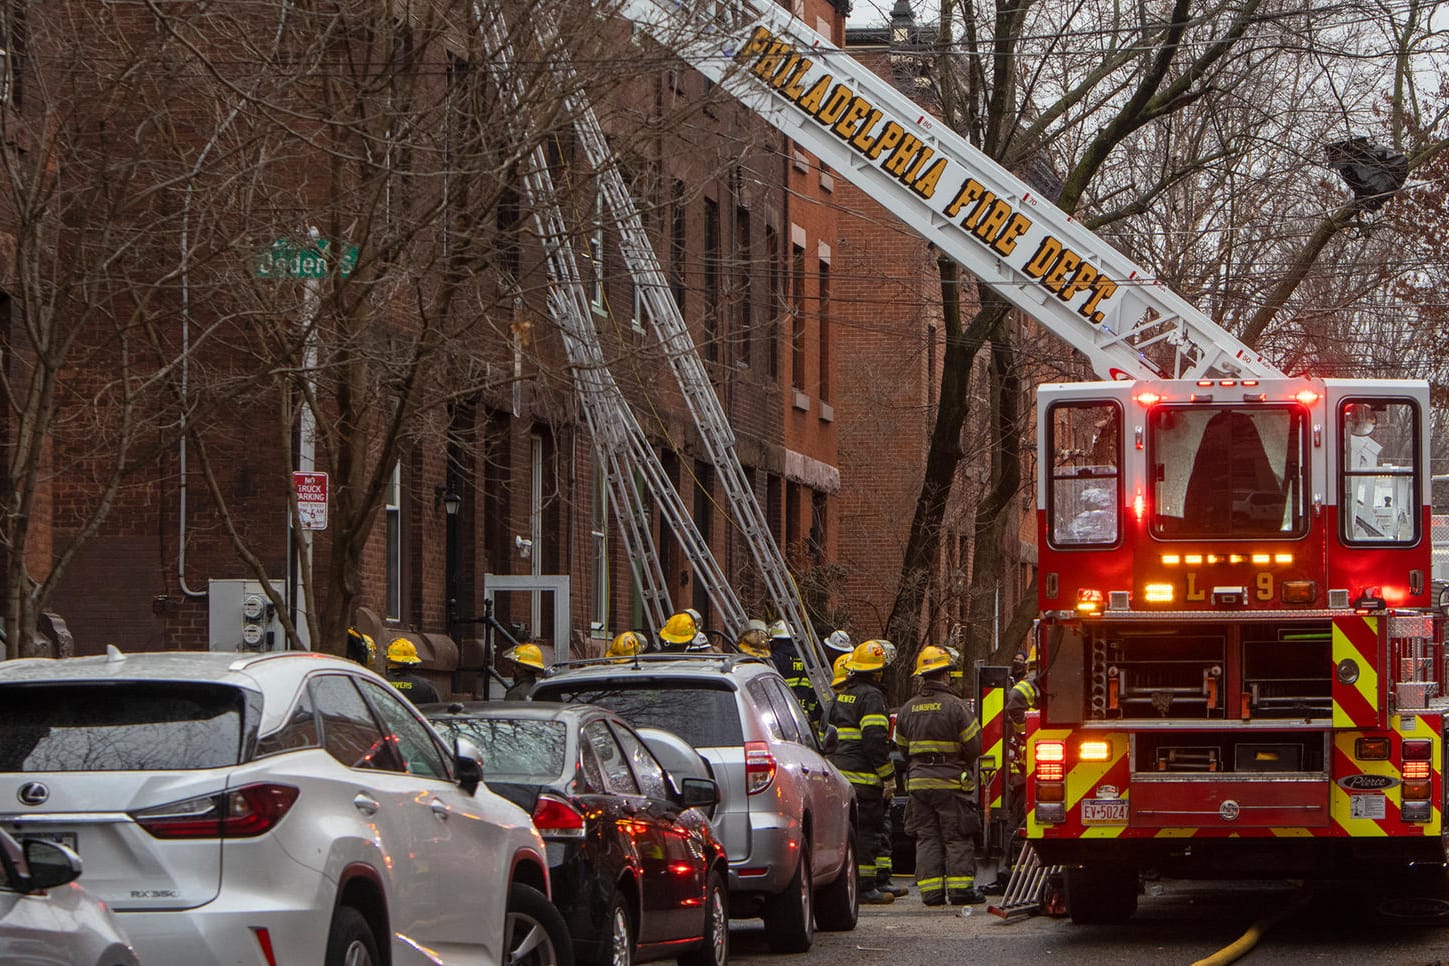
[429,717,567,781]
[0,682,251,772]
[534,681,743,747]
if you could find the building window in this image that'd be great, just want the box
[735,207,752,368]
[386,462,402,621]
[767,474,783,544]
[592,464,608,633]
[692,461,714,625]
[590,182,606,313]
[766,224,781,379]
[809,489,827,564]
[818,257,831,404]
[704,197,720,362]
[791,242,806,392]
[670,180,687,313]
[785,482,801,556]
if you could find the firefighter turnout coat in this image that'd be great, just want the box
[894,678,981,791]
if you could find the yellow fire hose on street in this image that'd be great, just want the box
[1189,883,1310,966]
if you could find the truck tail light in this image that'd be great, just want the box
[532,794,586,839]
[132,783,299,839]
[1077,589,1104,615]
[1402,739,1431,781]
[745,741,777,794]
[1355,737,1390,760]
[1079,740,1111,762]
[1036,740,1066,782]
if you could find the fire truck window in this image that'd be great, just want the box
[1152,406,1307,539]
[1049,402,1120,547]
[1341,400,1417,544]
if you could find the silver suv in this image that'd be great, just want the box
[531,654,858,952]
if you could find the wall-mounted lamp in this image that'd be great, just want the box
[515,535,533,559]
[443,492,462,517]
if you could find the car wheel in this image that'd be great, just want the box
[678,869,728,966]
[324,905,380,966]
[507,882,575,966]
[814,836,858,931]
[597,890,633,966]
[763,847,813,953]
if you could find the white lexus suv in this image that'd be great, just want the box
[0,648,570,966]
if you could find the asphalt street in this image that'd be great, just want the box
[730,873,1449,965]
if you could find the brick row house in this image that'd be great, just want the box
[0,0,1031,685]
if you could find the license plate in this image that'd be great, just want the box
[18,830,78,854]
[1080,798,1129,824]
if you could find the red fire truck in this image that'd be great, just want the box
[1028,376,1442,923]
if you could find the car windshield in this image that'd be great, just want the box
[430,717,568,781]
[0,682,251,772]
[533,682,743,747]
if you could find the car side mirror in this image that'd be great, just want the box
[454,736,485,796]
[821,724,839,756]
[679,777,720,809]
[22,839,82,892]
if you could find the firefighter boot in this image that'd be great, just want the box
[878,878,910,898]
[860,887,896,905]
[948,888,986,906]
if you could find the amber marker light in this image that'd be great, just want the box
[1355,737,1390,760]
[1079,740,1112,762]
[1161,555,1182,565]
[1185,554,1203,565]
[1144,583,1174,603]
[1273,554,1294,564]
[1251,554,1271,564]
[1076,589,1104,614]
[1281,580,1316,604]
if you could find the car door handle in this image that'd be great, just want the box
[430,799,451,821]
[353,793,381,816]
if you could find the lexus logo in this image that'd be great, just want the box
[17,782,49,806]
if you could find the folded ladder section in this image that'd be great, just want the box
[481,8,746,637]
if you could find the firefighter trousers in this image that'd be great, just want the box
[905,788,977,905]
[875,800,894,887]
[854,782,886,885]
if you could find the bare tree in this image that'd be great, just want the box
[880,0,1449,669]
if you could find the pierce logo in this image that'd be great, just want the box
[17,782,49,806]
[1337,774,1399,792]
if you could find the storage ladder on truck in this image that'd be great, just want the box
[602,0,1445,923]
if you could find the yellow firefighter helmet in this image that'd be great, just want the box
[914,645,953,677]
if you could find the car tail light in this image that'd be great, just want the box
[132,783,299,839]
[532,794,586,839]
[745,741,776,795]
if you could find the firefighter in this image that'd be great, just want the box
[770,620,821,727]
[828,639,897,905]
[346,627,376,668]
[867,638,908,897]
[607,631,644,663]
[824,629,852,656]
[503,642,547,699]
[895,645,984,906]
[657,611,699,653]
[736,618,771,658]
[385,638,440,706]
[1007,645,1040,733]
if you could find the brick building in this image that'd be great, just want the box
[0,0,879,689]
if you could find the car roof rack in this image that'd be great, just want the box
[547,652,769,675]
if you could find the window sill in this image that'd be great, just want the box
[793,390,810,412]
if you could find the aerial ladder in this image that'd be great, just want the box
[610,0,1283,383]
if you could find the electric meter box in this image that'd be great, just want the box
[209,579,287,652]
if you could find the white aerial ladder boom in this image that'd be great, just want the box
[612,0,1284,381]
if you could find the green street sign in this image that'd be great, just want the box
[254,238,358,279]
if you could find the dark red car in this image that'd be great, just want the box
[424,701,728,966]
